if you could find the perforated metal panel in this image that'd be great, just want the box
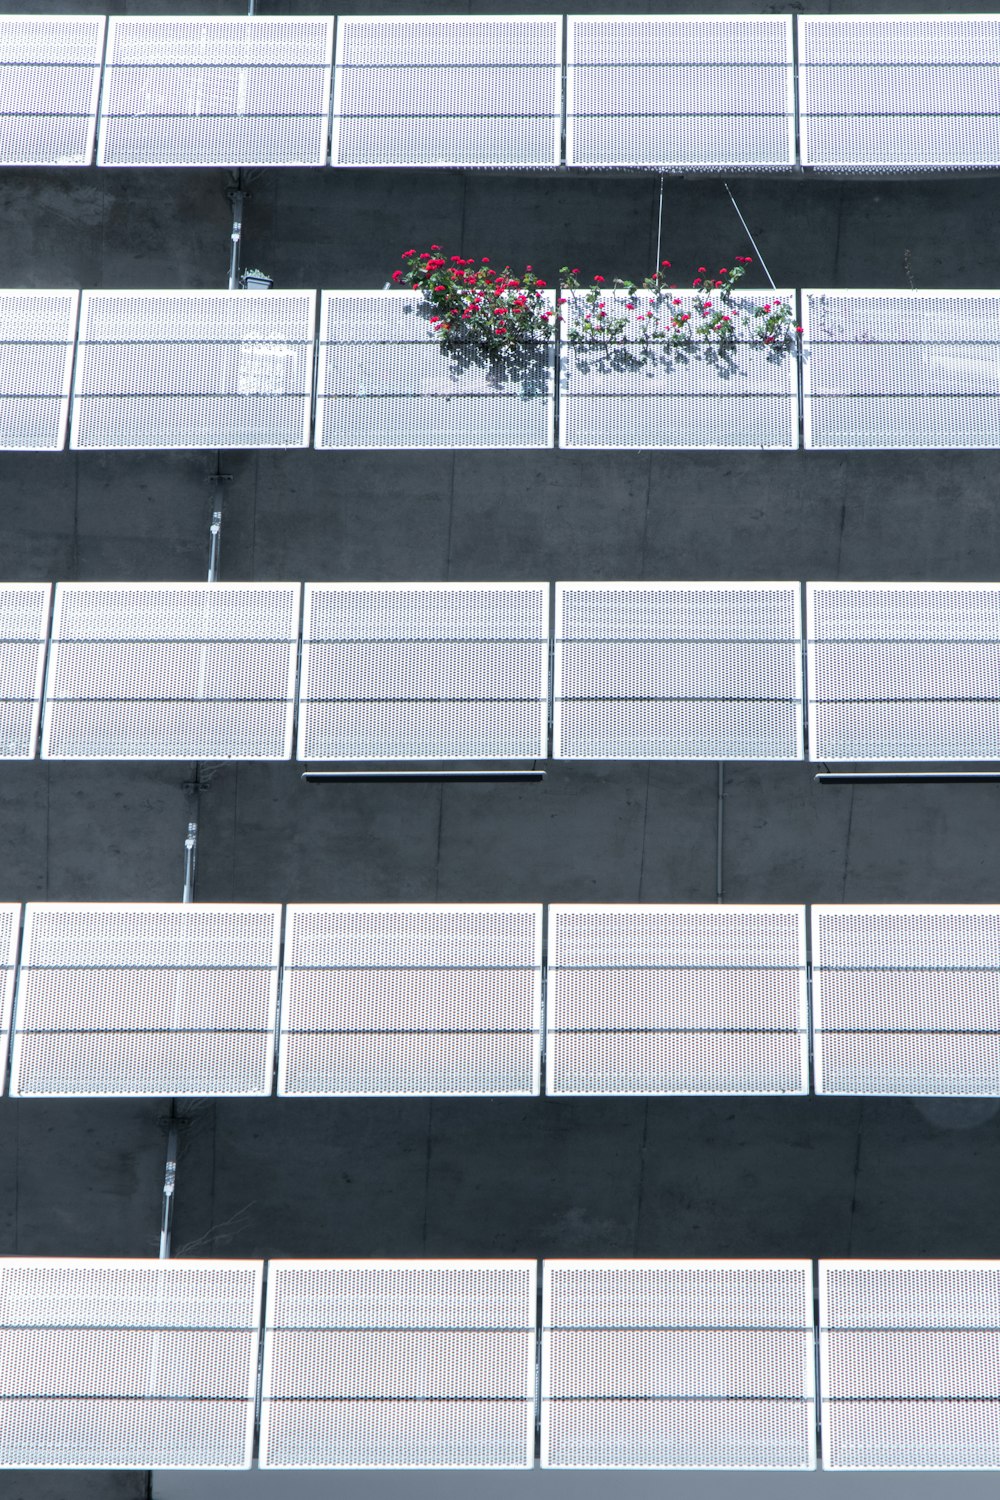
[542,1260,815,1469]
[260,1260,536,1468]
[279,904,541,1097]
[0,584,51,759]
[807,583,1000,761]
[802,291,1000,449]
[554,583,803,760]
[0,1258,262,1468]
[819,1260,1000,1469]
[566,17,794,170]
[315,292,556,451]
[812,906,1000,1096]
[0,291,78,452]
[800,17,1000,171]
[0,904,21,1091]
[9,903,281,1098]
[298,584,549,761]
[547,906,808,1096]
[332,16,561,168]
[71,291,316,451]
[98,18,334,167]
[559,292,799,450]
[0,17,105,166]
[41,583,300,761]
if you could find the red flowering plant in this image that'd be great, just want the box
[395,246,554,359]
[560,257,801,360]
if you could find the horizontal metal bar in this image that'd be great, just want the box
[816,772,1000,784]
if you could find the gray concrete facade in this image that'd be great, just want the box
[2,1,1000,1495]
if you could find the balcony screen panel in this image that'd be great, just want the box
[559,291,799,450]
[807,583,1000,761]
[41,583,300,761]
[298,583,549,761]
[260,1260,536,1468]
[0,291,78,452]
[800,18,1000,170]
[98,18,334,167]
[0,17,105,166]
[802,292,1000,449]
[9,903,281,1098]
[332,17,561,168]
[820,1260,1000,1469]
[0,1259,262,1468]
[566,17,793,170]
[542,1260,815,1469]
[70,291,316,450]
[315,292,555,450]
[554,583,803,760]
[279,904,542,1096]
[812,905,1000,1097]
[547,905,808,1096]
[0,584,51,759]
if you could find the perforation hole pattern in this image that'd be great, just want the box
[99,18,333,167]
[542,1261,815,1469]
[42,584,300,761]
[0,584,50,758]
[820,1262,1000,1469]
[803,294,1000,449]
[812,906,1000,1096]
[0,1259,262,1468]
[299,585,549,760]
[567,18,793,170]
[807,584,1000,760]
[555,584,802,759]
[0,291,78,451]
[0,18,104,167]
[71,292,315,450]
[315,293,555,451]
[332,19,562,168]
[799,19,1000,170]
[280,907,541,1097]
[260,1261,536,1468]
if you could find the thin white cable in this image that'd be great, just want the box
[724,181,777,290]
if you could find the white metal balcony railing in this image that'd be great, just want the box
[3,15,999,173]
[5,289,1000,453]
[5,581,1000,767]
[1,1258,998,1472]
[3,902,1000,1102]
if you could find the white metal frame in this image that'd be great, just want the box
[0,16,106,167]
[259,1258,538,1469]
[330,15,563,169]
[70,290,317,451]
[546,903,809,1096]
[0,291,79,452]
[8,902,283,1098]
[0,904,21,1087]
[0,1257,264,1469]
[802,289,1000,450]
[0,583,52,760]
[40,581,301,762]
[97,16,335,168]
[565,15,795,171]
[541,1259,817,1470]
[553,581,805,760]
[314,290,557,451]
[277,903,543,1097]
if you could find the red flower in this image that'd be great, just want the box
[482,257,490,264]
[713,280,722,288]
[391,270,402,282]
[626,301,635,310]
[536,279,546,288]
[697,266,706,274]
[593,275,605,283]
[661,260,671,268]
[434,285,446,292]
[795,325,804,333]
[719,267,727,274]
[430,244,441,251]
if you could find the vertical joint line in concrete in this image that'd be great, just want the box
[715,761,725,903]
[3,905,28,1098]
[812,1259,824,1470]
[158,1105,179,1260]
[533,1258,545,1467]
[252,1258,269,1466]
